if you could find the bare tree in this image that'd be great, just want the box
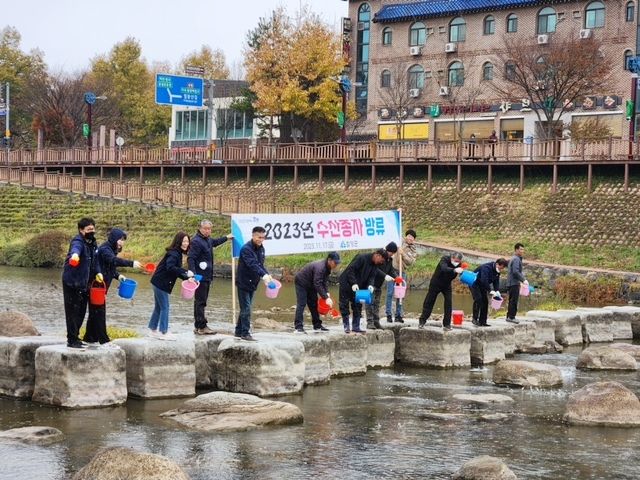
[377,64,417,141]
[493,33,611,140]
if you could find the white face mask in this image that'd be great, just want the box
[451,261,459,267]
[496,267,501,273]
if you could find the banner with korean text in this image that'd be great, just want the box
[231,210,402,257]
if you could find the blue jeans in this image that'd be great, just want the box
[236,288,255,337]
[148,285,170,334]
[385,272,406,318]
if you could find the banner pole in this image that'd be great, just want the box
[231,256,237,324]
[398,208,403,277]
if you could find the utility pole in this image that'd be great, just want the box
[205,79,215,150]
[4,82,10,154]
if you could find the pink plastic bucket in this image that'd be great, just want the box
[519,284,531,297]
[265,279,282,299]
[181,280,199,300]
[394,281,407,299]
[491,296,503,310]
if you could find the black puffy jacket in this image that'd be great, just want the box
[97,228,134,290]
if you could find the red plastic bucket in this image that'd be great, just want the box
[318,298,331,315]
[89,281,106,306]
[145,263,156,274]
[181,280,199,299]
[452,310,464,326]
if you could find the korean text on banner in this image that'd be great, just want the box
[231,211,401,257]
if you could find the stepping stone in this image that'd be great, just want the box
[32,345,127,408]
[326,331,368,376]
[522,316,556,345]
[0,336,65,398]
[462,324,516,365]
[571,308,614,342]
[194,334,232,389]
[525,310,583,345]
[365,329,395,368]
[602,306,639,339]
[397,326,471,368]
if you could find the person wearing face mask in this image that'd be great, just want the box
[85,228,143,346]
[470,258,509,327]
[62,217,103,349]
[418,252,464,331]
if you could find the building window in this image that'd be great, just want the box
[448,61,464,87]
[507,14,518,32]
[381,69,391,87]
[409,22,426,46]
[625,50,633,70]
[537,7,557,34]
[408,64,425,89]
[216,109,254,139]
[449,17,466,42]
[356,3,371,114]
[484,15,495,35]
[505,61,516,81]
[626,2,635,22]
[585,1,605,28]
[175,110,209,141]
[382,27,392,45]
[482,62,494,81]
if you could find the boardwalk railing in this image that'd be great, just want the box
[0,167,323,215]
[1,138,639,166]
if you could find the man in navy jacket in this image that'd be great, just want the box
[418,252,464,330]
[62,217,102,348]
[235,226,272,341]
[293,252,341,333]
[188,220,232,335]
[470,258,508,327]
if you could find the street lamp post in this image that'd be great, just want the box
[84,92,107,150]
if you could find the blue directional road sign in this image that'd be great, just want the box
[155,73,204,107]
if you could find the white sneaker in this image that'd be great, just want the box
[100,342,121,350]
[148,329,161,338]
[158,332,177,341]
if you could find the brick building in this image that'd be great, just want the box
[343,0,636,141]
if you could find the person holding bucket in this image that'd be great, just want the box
[366,242,398,330]
[85,228,143,346]
[338,249,388,334]
[62,217,103,349]
[188,220,233,336]
[148,232,195,340]
[506,243,528,324]
[418,252,464,331]
[293,252,341,333]
[386,229,418,323]
[470,258,508,327]
[236,226,273,342]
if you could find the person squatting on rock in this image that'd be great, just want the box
[188,219,232,336]
[235,226,272,342]
[293,252,341,333]
[338,249,388,334]
[506,242,528,324]
[85,228,142,346]
[418,252,464,331]
[386,229,418,323]
[62,217,103,349]
[365,242,398,329]
[470,258,508,327]
[148,232,195,341]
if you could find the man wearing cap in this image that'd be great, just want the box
[188,220,233,335]
[366,242,399,329]
[293,252,341,333]
[338,249,389,334]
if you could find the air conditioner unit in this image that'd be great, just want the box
[537,34,549,44]
[409,88,421,98]
[409,46,422,56]
[445,42,457,53]
[579,28,592,39]
[357,22,365,30]
[439,86,449,96]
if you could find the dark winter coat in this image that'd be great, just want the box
[295,259,331,299]
[151,248,191,294]
[236,240,268,292]
[429,256,459,289]
[97,228,133,290]
[62,234,101,290]
[473,261,501,292]
[339,253,386,290]
[187,231,228,282]
[372,256,398,288]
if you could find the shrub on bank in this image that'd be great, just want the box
[0,230,69,268]
[554,275,622,306]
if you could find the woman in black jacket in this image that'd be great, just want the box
[148,232,195,340]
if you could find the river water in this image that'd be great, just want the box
[1,266,639,479]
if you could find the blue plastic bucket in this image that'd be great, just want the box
[118,278,137,299]
[355,289,372,304]
[459,270,477,287]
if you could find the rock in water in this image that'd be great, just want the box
[0,311,39,337]
[493,360,563,388]
[453,455,518,479]
[160,391,303,432]
[563,381,640,427]
[0,426,64,446]
[576,346,637,371]
[72,447,189,480]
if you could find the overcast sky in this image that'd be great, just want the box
[4,0,349,75]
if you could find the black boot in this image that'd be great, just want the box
[395,316,404,323]
[373,320,382,329]
[386,314,393,323]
